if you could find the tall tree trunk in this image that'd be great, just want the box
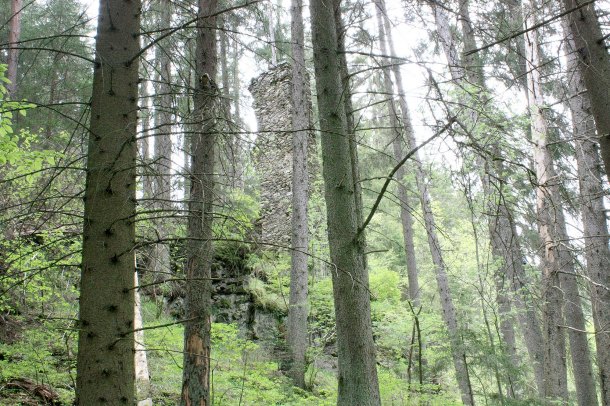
[523,1,596,402]
[231,39,244,191]
[333,0,364,241]
[7,0,22,98]
[431,0,546,394]
[181,0,217,403]
[75,0,140,403]
[140,78,154,202]
[373,0,424,384]
[562,0,610,183]
[151,0,174,290]
[457,2,521,397]
[286,0,310,389]
[309,0,381,403]
[385,2,474,402]
[564,22,610,406]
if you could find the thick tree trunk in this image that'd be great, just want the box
[562,0,610,183]
[309,0,381,403]
[286,0,310,389]
[7,0,22,98]
[564,23,610,406]
[75,0,140,403]
[180,0,217,403]
[373,0,424,383]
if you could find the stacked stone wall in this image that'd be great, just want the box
[248,62,316,247]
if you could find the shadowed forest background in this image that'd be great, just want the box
[0,0,609,404]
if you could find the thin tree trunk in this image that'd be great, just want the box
[181,0,218,403]
[562,0,610,183]
[268,1,278,66]
[135,272,153,406]
[382,2,473,402]
[231,39,244,191]
[430,0,546,394]
[373,0,424,384]
[457,3,520,397]
[286,0,310,389]
[7,0,22,98]
[151,0,174,289]
[309,0,381,402]
[75,0,140,402]
[564,21,610,406]
[140,78,153,202]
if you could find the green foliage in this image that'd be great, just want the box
[0,320,76,404]
[142,300,335,405]
[245,276,287,313]
[215,189,260,241]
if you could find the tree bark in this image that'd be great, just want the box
[562,0,610,183]
[75,0,140,403]
[523,1,594,401]
[180,0,217,403]
[7,0,22,98]
[309,0,381,403]
[564,22,610,406]
[151,0,174,289]
[286,0,310,389]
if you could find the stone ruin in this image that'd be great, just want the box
[248,62,317,248]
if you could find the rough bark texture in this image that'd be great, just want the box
[309,0,381,403]
[151,0,174,288]
[7,0,22,98]
[562,0,610,183]
[180,0,217,403]
[565,23,610,406]
[286,0,310,389]
[75,0,140,403]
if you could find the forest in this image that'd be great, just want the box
[0,0,609,404]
